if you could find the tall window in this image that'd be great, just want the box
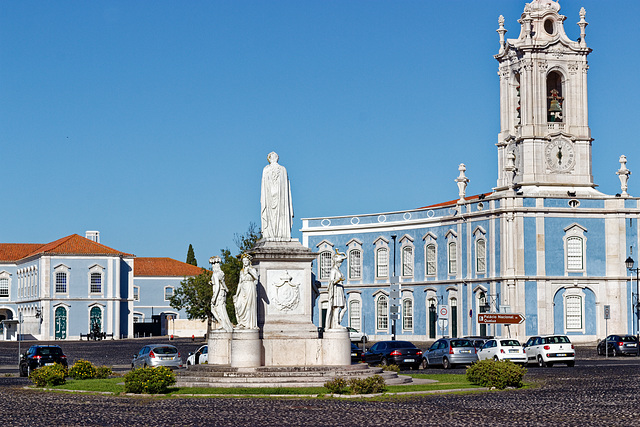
[55,272,67,293]
[90,273,102,293]
[448,242,457,275]
[164,286,174,301]
[376,295,388,330]
[566,237,583,270]
[319,251,332,280]
[0,278,8,297]
[426,244,436,276]
[566,295,583,329]
[402,299,413,330]
[476,239,486,273]
[349,249,362,279]
[349,300,361,331]
[376,248,389,278]
[402,247,413,277]
[133,286,140,301]
[547,71,564,122]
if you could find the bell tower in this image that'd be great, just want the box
[494,0,598,195]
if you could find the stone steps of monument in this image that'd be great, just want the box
[175,365,411,388]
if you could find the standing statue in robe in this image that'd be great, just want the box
[260,152,293,241]
[325,249,347,330]
[210,256,233,333]
[233,254,259,329]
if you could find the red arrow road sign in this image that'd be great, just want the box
[477,313,525,324]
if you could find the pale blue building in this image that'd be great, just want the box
[302,0,639,344]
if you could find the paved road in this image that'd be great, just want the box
[0,339,638,426]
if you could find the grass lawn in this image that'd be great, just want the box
[45,373,482,397]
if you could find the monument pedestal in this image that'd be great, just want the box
[231,329,261,367]
[208,330,232,365]
[322,328,351,366]
[251,239,349,366]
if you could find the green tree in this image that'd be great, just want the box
[170,223,261,329]
[169,268,211,324]
[186,244,197,266]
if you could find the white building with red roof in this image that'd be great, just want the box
[0,232,205,340]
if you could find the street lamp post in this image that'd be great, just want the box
[625,257,640,338]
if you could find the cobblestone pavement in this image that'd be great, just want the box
[0,339,638,426]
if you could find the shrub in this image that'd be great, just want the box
[376,364,400,373]
[325,375,386,395]
[466,359,526,389]
[348,375,387,394]
[95,366,113,379]
[69,359,98,380]
[324,377,349,394]
[124,366,176,394]
[29,363,67,387]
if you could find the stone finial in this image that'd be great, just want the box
[617,155,631,197]
[497,15,507,52]
[577,7,588,48]
[455,163,470,203]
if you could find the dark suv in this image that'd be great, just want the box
[19,345,68,377]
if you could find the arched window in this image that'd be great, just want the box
[376,295,388,331]
[402,299,413,330]
[565,295,583,330]
[476,239,486,274]
[426,244,436,276]
[376,248,389,278]
[164,286,174,301]
[319,251,332,280]
[547,71,564,122]
[448,242,457,275]
[402,246,413,277]
[90,306,102,332]
[348,249,362,280]
[349,300,361,331]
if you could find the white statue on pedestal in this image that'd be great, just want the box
[234,254,259,329]
[325,249,347,330]
[210,256,233,332]
[260,152,293,241]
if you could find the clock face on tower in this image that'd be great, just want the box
[545,138,575,172]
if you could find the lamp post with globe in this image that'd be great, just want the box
[625,257,640,338]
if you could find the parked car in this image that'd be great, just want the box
[131,344,183,370]
[347,327,368,343]
[464,336,494,350]
[350,342,364,364]
[478,338,526,363]
[363,340,423,369]
[424,338,478,369]
[523,335,575,367]
[19,345,68,377]
[186,345,208,365]
[597,335,639,356]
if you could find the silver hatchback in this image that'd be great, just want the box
[131,344,183,370]
[425,338,478,369]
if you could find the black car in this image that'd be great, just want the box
[363,340,423,369]
[597,335,639,356]
[19,345,68,377]
[350,343,364,364]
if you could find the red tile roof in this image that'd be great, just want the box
[417,192,493,210]
[0,244,45,262]
[134,257,205,277]
[0,234,133,262]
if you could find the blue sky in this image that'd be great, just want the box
[1,0,639,264]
